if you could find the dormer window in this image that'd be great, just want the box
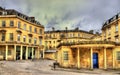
[115,24,118,32]
[2,11,7,15]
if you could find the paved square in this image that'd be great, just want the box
[0,60,119,75]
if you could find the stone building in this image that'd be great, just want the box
[44,27,95,60]
[0,7,44,60]
[56,13,120,69]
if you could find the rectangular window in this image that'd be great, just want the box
[0,50,3,55]
[9,33,13,41]
[49,41,51,44]
[115,37,119,43]
[39,29,42,34]
[2,21,6,27]
[1,33,5,41]
[34,28,37,33]
[29,37,32,43]
[70,34,72,37]
[8,50,11,55]
[29,26,32,32]
[78,33,80,37]
[39,38,42,45]
[73,33,75,37]
[115,24,118,32]
[53,41,55,44]
[108,27,111,35]
[63,51,68,60]
[17,34,20,41]
[34,38,37,44]
[23,36,26,42]
[24,24,26,30]
[18,22,21,29]
[117,51,120,60]
[10,21,14,27]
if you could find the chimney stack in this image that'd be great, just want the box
[52,27,55,31]
[30,17,35,21]
[65,27,68,31]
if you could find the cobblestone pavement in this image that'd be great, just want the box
[0,59,120,75]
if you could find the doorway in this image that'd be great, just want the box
[93,53,99,68]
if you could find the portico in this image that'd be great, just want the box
[0,44,42,60]
[57,41,119,69]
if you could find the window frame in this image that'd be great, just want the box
[18,22,21,29]
[23,36,26,43]
[1,33,5,41]
[63,51,69,61]
[34,28,37,33]
[117,51,120,60]
[29,26,32,32]
[34,38,37,44]
[10,21,14,27]
[115,24,118,32]
[24,24,26,30]
[2,21,6,27]
[9,33,13,41]
[17,34,21,41]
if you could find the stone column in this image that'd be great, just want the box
[113,49,115,69]
[14,45,16,60]
[77,48,80,69]
[26,46,28,60]
[32,47,34,59]
[20,45,23,60]
[104,47,107,69]
[90,47,93,69]
[37,47,40,59]
[43,49,45,58]
[5,45,8,60]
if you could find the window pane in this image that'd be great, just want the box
[39,29,42,34]
[8,50,11,55]
[9,33,13,41]
[1,33,5,41]
[2,21,6,27]
[34,38,37,44]
[24,24,26,30]
[115,24,118,32]
[63,51,68,60]
[18,22,20,28]
[23,36,26,42]
[117,51,120,60]
[29,26,32,32]
[17,35,20,41]
[34,28,37,33]
[29,37,32,43]
[10,21,14,27]
[39,38,42,45]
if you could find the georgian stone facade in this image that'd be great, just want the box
[0,7,44,60]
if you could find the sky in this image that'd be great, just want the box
[0,0,120,32]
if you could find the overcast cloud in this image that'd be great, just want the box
[0,0,120,32]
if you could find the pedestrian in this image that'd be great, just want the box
[53,62,56,70]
